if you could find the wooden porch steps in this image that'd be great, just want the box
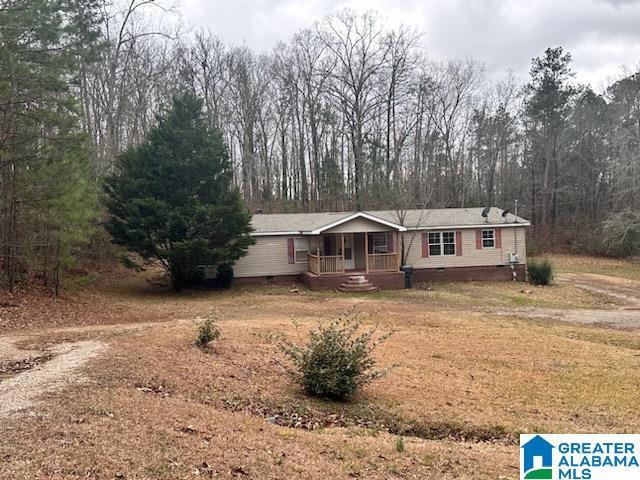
[337,275,378,293]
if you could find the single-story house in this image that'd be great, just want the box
[231,207,530,290]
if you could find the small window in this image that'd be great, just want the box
[294,237,309,263]
[372,234,388,254]
[482,230,495,248]
[428,231,455,256]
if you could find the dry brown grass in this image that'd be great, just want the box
[1,257,640,478]
[545,253,640,281]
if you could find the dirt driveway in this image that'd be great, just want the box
[497,272,640,328]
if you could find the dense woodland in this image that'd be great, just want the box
[2,0,640,292]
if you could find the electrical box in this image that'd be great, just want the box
[508,253,520,264]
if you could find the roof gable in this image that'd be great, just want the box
[307,212,406,234]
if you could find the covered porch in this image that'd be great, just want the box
[307,232,400,275]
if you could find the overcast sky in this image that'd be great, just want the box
[179,0,640,90]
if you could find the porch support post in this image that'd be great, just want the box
[396,231,401,270]
[341,234,345,273]
[364,233,369,273]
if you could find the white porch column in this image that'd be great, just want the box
[364,233,369,273]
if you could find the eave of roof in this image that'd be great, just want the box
[405,221,532,231]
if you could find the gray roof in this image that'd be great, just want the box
[250,207,530,235]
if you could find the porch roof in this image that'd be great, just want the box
[250,207,530,236]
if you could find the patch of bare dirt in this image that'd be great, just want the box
[0,339,105,416]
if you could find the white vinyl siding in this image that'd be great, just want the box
[233,226,527,278]
[406,227,527,268]
[324,217,393,233]
[233,236,311,277]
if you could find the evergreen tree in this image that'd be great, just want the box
[524,47,578,231]
[104,93,255,291]
[0,0,99,293]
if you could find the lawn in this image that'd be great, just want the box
[543,253,640,281]
[1,256,639,479]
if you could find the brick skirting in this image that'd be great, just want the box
[411,264,527,283]
[234,264,526,290]
[300,271,405,290]
[234,274,301,286]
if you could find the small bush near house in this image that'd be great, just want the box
[196,314,221,348]
[280,311,392,401]
[216,263,234,288]
[527,258,554,285]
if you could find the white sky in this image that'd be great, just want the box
[179,0,640,90]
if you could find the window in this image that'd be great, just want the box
[428,232,441,256]
[442,232,456,255]
[371,234,388,254]
[294,237,309,263]
[429,231,455,256]
[482,229,495,248]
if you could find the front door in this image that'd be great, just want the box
[343,234,355,270]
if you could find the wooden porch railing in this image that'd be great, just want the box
[308,254,344,275]
[367,252,398,272]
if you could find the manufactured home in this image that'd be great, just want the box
[231,207,530,290]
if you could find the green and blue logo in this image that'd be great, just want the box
[521,435,554,479]
[520,434,640,480]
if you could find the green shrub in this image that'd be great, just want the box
[216,263,234,288]
[196,314,221,348]
[527,258,554,285]
[395,436,405,453]
[280,311,392,401]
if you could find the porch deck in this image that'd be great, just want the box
[307,252,399,275]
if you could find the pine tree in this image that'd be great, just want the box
[524,47,578,231]
[104,93,255,291]
[0,0,99,293]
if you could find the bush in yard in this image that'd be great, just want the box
[216,263,234,288]
[527,258,554,285]
[196,315,221,348]
[280,311,392,401]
